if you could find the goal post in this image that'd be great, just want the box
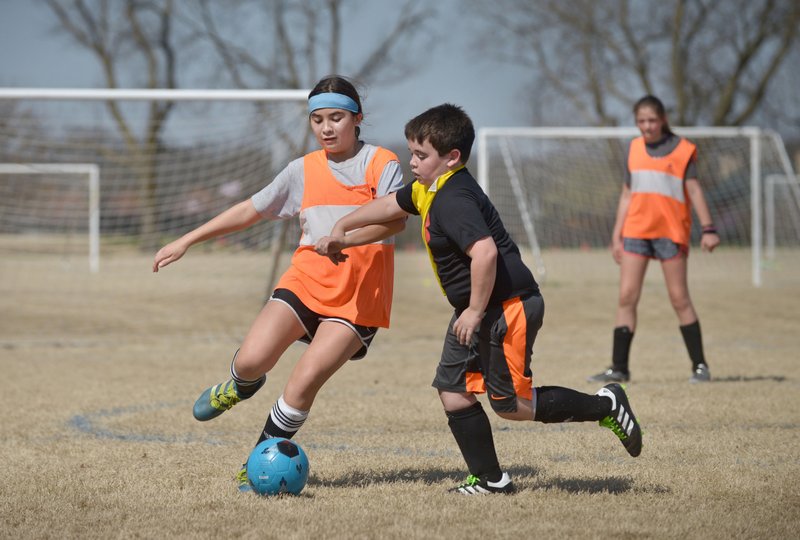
[477,126,800,287]
[0,163,100,272]
[765,174,800,260]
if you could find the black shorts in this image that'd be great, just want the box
[432,292,544,413]
[623,237,687,260]
[269,288,377,360]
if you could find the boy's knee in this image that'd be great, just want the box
[487,395,532,420]
[495,409,528,421]
[486,394,517,415]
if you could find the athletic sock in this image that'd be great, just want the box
[230,351,266,399]
[612,326,634,373]
[256,395,309,445]
[445,402,503,482]
[534,386,612,423]
[680,320,707,369]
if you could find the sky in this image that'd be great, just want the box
[0,0,530,147]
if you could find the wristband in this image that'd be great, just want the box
[702,227,718,235]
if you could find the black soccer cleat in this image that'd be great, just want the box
[596,383,642,457]
[690,363,711,383]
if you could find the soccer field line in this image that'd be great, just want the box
[68,400,227,445]
[65,397,800,448]
[65,400,460,458]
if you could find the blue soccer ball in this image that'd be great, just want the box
[246,437,309,496]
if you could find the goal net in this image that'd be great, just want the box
[0,89,311,344]
[477,127,800,288]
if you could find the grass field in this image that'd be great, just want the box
[1,247,799,539]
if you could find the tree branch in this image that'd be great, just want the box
[730,3,800,124]
[712,0,777,123]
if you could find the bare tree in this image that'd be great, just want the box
[470,0,800,129]
[45,0,181,250]
[192,0,428,86]
[190,0,431,154]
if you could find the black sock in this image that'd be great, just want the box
[255,396,308,446]
[534,386,612,423]
[612,326,634,373]
[680,320,707,369]
[446,402,502,482]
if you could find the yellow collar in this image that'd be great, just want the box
[425,165,465,193]
[412,165,465,296]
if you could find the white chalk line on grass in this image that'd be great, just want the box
[67,401,459,458]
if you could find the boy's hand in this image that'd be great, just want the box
[453,307,483,346]
[315,236,349,265]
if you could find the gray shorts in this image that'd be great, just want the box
[623,237,687,260]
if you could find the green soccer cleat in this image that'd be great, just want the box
[236,464,253,493]
[596,383,642,457]
[449,472,516,495]
[192,377,264,421]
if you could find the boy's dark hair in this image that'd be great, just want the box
[309,75,363,137]
[404,103,475,163]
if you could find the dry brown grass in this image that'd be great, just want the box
[1,247,799,539]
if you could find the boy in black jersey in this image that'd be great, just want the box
[316,104,643,495]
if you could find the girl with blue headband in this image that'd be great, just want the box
[153,75,406,491]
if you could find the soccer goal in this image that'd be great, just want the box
[477,127,800,287]
[0,88,309,279]
[0,162,100,272]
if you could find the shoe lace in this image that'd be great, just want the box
[236,466,248,486]
[600,416,628,441]
[458,475,480,488]
[212,383,241,410]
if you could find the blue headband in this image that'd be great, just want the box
[308,92,360,114]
